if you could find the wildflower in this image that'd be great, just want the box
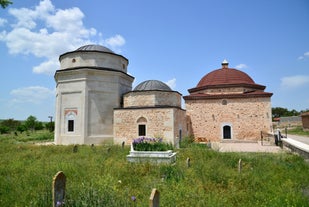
[131,196,136,202]
[56,201,64,207]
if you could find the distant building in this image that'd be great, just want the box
[54,45,273,145]
[301,112,309,130]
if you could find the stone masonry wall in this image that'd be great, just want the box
[114,108,183,145]
[124,91,181,108]
[185,97,272,142]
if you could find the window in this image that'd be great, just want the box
[68,120,74,132]
[223,125,231,139]
[137,117,147,137]
[138,124,146,136]
[65,110,77,133]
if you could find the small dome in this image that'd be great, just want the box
[134,80,172,91]
[197,67,255,87]
[76,44,114,53]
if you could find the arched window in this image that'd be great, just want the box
[66,111,77,132]
[137,117,147,136]
[222,124,232,139]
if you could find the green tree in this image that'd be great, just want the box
[0,119,21,132]
[0,126,10,134]
[25,115,38,132]
[0,0,12,8]
[272,107,300,118]
[17,125,27,134]
[34,121,44,130]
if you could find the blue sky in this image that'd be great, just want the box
[0,0,308,121]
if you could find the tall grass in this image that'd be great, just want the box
[0,137,308,206]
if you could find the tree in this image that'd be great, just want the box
[272,107,300,118]
[0,0,12,8]
[25,115,38,132]
[17,125,27,134]
[0,118,21,132]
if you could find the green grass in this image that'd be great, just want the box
[288,126,309,137]
[0,135,309,206]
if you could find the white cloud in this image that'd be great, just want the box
[235,64,248,69]
[165,78,176,90]
[298,51,309,60]
[281,75,309,88]
[33,57,59,75]
[103,34,126,52]
[0,18,8,27]
[10,86,55,104]
[0,0,125,75]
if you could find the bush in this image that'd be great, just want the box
[132,137,173,151]
[0,126,10,134]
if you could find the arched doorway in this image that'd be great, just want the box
[223,125,231,139]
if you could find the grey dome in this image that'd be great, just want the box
[134,80,172,91]
[76,44,114,53]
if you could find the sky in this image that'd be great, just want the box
[0,0,308,121]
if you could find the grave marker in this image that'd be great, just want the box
[186,157,191,168]
[52,171,66,207]
[238,159,242,174]
[149,188,160,207]
[73,145,78,153]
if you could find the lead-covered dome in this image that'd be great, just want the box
[134,80,172,91]
[76,44,114,53]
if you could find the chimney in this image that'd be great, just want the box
[222,59,229,69]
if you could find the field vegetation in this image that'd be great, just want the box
[0,133,309,206]
[288,126,309,137]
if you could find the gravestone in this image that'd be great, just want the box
[122,141,125,149]
[238,159,242,174]
[149,188,160,207]
[73,145,78,153]
[186,157,191,168]
[52,171,66,207]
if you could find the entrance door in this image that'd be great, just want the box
[223,125,231,139]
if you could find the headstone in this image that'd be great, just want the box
[73,145,78,153]
[52,171,66,207]
[122,141,125,149]
[149,188,160,207]
[186,157,191,168]
[238,159,242,174]
[107,147,111,153]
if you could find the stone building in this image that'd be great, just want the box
[184,60,273,142]
[54,45,134,145]
[54,45,273,145]
[114,80,187,145]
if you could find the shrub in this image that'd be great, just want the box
[0,126,10,134]
[132,137,173,151]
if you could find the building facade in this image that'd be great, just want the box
[54,45,273,145]
[54,45,134,145]
[184,61,273,142]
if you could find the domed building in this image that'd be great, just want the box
[114,80,187,145]
[54,45,134,145]
[54,44,273,146]
[184,60,273,142]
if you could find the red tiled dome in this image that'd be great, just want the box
[197,68,255,87]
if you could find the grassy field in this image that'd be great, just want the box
[288,126,309,137]
[0,132,309,206]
